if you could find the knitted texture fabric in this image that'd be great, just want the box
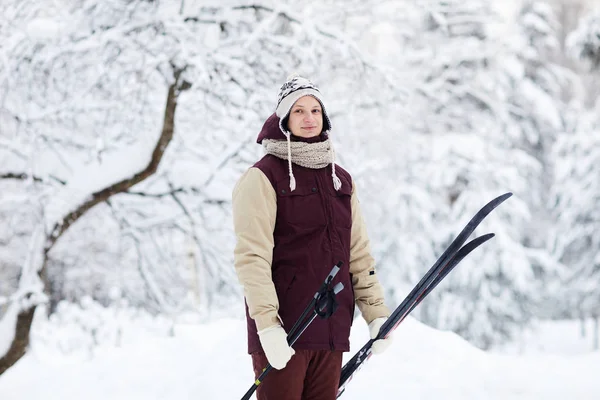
[262,138,343,191]
[263,139,334,169]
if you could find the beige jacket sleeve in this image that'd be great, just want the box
[232,167,280,332]
[349,181,391,324]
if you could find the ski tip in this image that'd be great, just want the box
[462,233,496,252]
[486,192,513,209]
[473,233,495,245]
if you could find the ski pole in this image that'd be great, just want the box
[286,281,344,348]
[241,263,344,400]
[286,262,342,339]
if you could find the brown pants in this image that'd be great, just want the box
[251,349,343,400]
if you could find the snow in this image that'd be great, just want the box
[44,142,156,231]
[496,319,599,356]
[0,138,158,358]
[520,79,563,130]
[0,308,598,400]
[25,18,62,41]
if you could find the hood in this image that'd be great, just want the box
[256,113,285,144]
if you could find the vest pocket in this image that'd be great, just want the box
[330,179,353,229]
[272,265,297,323]
[275,178,326,228]
[273,265,296,297]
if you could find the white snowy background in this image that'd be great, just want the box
[1,0,599,398]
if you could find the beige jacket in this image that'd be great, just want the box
[232,167,390,332]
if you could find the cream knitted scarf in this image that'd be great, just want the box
[263,138,342,192]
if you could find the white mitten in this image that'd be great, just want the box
[257,325,295,370]
[368,317,393,354]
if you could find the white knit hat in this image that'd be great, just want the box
[275,74,340,191]
[275,74,332,135]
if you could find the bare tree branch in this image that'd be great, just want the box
[0,172,66,185]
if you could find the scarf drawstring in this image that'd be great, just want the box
[330,142,342,191]
[286,135,297,191]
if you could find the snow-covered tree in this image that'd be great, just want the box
[500,1,580,320]
[567,7,600,70]
[405,1,529,349]
[2,0,599,363]
[328,0,544,349]
[550,5,600,324]
[550,127,600,322]
[0,0,404,374]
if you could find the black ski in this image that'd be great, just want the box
[409,233,495,315]
[337,193,512,398]
[337,235,493,397]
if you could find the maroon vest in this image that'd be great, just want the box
[245,153,356,354]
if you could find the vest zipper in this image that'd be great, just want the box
[316,169,337,351]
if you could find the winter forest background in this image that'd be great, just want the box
[1,0,600,379]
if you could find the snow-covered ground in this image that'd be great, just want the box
[0,302,598,400]
[494,318,599,356]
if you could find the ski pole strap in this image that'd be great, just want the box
[288,262,343,342]
[316,282,343,319]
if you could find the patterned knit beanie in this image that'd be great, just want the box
[275,74,332,135]
[274,74,341,191]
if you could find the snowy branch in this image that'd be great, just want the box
[0,63,191,374]
[0,172,66,185]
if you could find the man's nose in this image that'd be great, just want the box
[303,113,314,122]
